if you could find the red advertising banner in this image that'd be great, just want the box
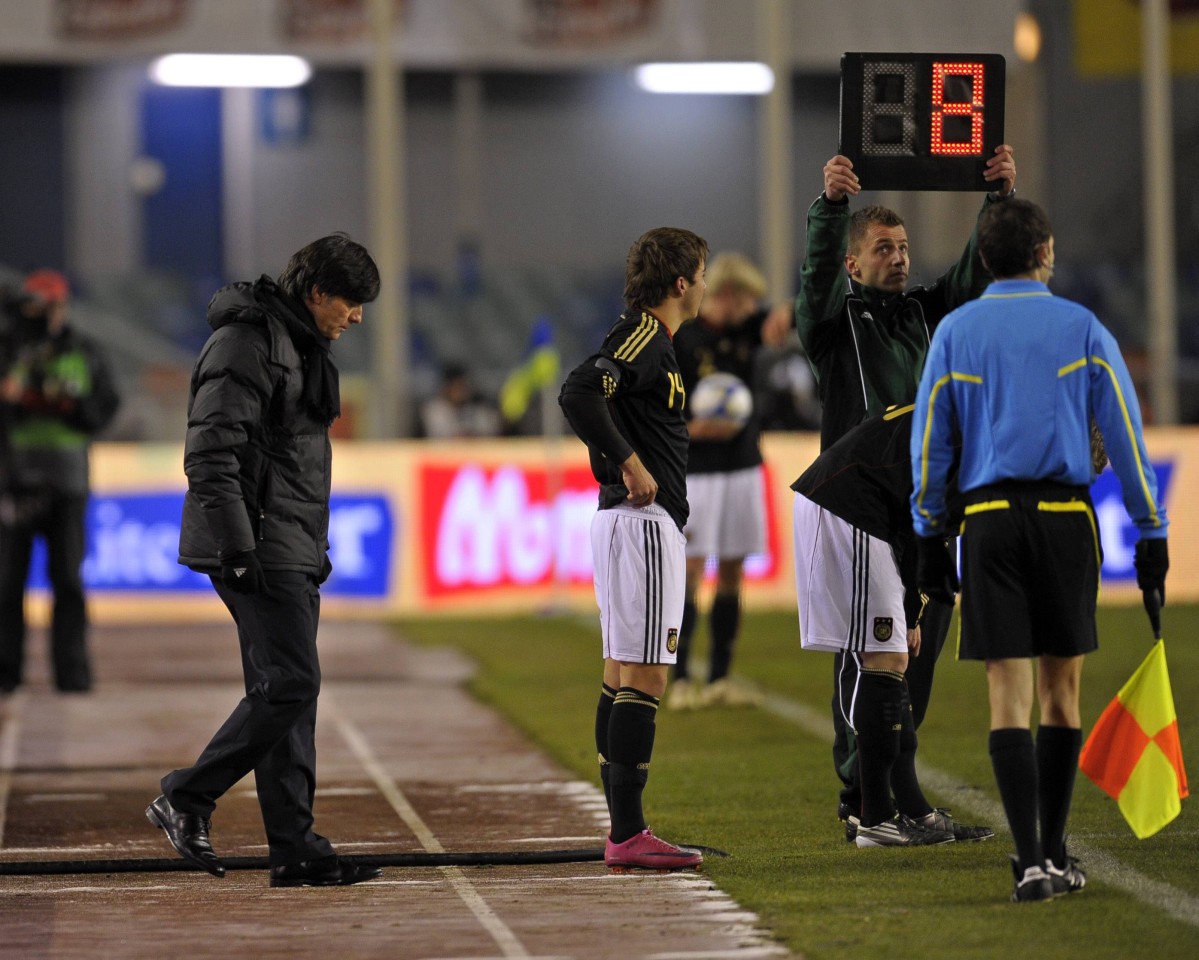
[419,461,600,598]
[418,459,783,601]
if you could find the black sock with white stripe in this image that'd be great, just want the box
[607,687,659,844]
[595,683,618,814]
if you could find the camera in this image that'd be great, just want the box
[0,284,51,344]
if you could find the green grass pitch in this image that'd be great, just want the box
[394,603,1199,960]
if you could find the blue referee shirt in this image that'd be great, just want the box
[910,279,1168,540]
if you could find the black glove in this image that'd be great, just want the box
[221,550,268,595]
[1134,537,1169,618]
[916,536,959,606]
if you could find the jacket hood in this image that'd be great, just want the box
[207,279,269,332]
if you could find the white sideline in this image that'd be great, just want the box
[0,691,27,849]
[323,693,534,960]
[759,689,1199,927]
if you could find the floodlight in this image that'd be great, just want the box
[633,62,775,95]
[149,54,313,89]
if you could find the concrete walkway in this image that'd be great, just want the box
[0,621,789,960]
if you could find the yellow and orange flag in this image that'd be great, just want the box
[1080,640,1188,839]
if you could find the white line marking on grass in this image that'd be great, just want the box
[759,689,1199,927]
[325,695,532,960]
[0,691,27,849]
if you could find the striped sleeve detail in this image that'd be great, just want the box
[916,371,980,520]
[1058,358,1088,377]
[614,313,658,363]
[915,373,953,520]
[1091,355,1162,528]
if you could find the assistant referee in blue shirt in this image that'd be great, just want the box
[910,198,1169,903]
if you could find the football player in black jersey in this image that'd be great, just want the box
[670,252,791,709]
[559,226,707,872]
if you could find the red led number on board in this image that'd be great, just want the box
[930,61,985,156]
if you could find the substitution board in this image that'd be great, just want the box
[839,52,1006,191]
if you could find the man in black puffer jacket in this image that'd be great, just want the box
[147,234,382,888]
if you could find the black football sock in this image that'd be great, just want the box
[595,683,617,813]
[673,598,698,681]
[853,668,904,827]
[1036,724,1082,868]
[707,591,741,683]
[892,683,933,817]
[607,687,659,843]
[990,727,1043,872]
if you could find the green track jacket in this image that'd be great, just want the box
[794,192,1000,451]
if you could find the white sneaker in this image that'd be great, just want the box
[665,679,699,711]
[697,677,763,708]
[1045,855,1086,895]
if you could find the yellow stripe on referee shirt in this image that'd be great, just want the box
[1091,355,1162,528]
[915,373,981,520]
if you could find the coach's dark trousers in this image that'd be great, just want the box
[832,597,953,807]
[161,571,334,867]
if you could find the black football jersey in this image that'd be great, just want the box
[673,309,767,474]
[559,311,690,530]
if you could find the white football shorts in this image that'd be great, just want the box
[591,502,686,664]
[792,492,907,653]
[683,465,767,560]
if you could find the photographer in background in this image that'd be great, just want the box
[0,270,120,693]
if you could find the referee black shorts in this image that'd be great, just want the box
[959,481,1100,662]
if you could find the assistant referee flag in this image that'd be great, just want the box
[1079,640,1189,839]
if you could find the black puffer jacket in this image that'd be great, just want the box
[177,277,333,576]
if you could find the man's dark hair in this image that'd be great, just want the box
[978,199,1053,279]
[277,232,381,305]
[848,205,904,254]
[623,227,709,312]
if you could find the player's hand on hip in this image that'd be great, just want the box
[620,452,658,507]
[916,536,959,606]
[823,155,859,202]
[985,144,1016,197]
[907,625,922,657]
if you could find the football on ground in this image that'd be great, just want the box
[689,372,754,427]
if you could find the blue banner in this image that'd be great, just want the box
[1091,460,1174,582]
[27,492,395,598]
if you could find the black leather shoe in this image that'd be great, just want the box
[269,855,382,888]
[145,794,225,878]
